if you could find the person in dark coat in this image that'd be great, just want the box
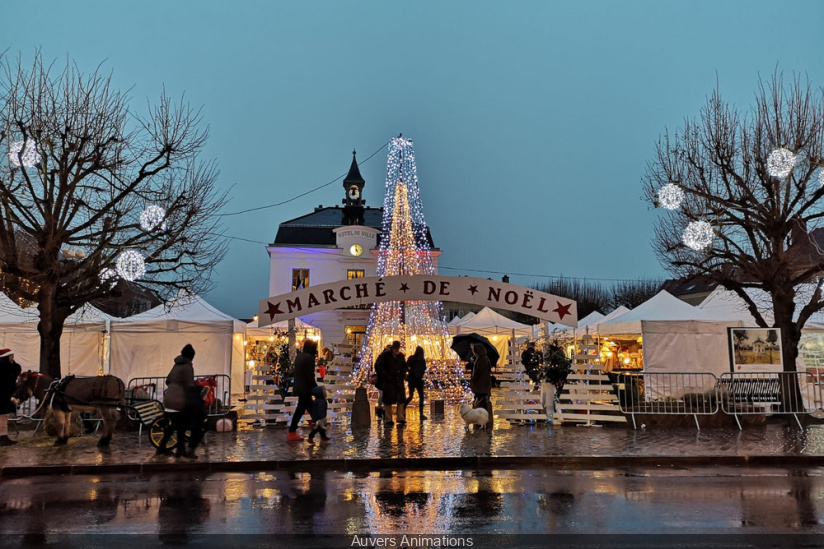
[379,341,407,427]
[0,348,22,446]
[372,344,392,421]
[287,340,318,441]
[521,342,541,384]
[470,343,494,430]
[307,384,329,442]
[158,344,202,458]
[404,346,428,420]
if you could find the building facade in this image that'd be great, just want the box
[267,151,440,353]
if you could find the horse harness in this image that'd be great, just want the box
[47,375,123,412]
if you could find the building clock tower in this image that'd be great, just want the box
[342,150,366,225]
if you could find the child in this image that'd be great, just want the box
[308,384,330,441]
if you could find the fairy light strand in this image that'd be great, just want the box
[353,136,470,402]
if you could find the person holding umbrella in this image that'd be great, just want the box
[470,343,494,430]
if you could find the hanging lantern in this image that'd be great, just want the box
[683,220,713,251]
[139,205,167,232]
[116,250,146,281]
[99,268,119,288]
[767,147,796,178]
[658,183,684,210]
[8,139,41,168]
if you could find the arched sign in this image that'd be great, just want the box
[258,275,577,327]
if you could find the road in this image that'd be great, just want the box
[1,466,822,546]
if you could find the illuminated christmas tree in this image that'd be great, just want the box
[354,136,469,401]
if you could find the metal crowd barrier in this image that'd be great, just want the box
[126,374,232,419]
[616,372,719,430]
[718,371,819,430]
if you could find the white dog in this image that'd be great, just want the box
[459,403,489,431]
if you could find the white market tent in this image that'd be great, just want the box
[449,306,538,364]
[0,294,112,376]
[699,284,824,330]
[245,317,320,338]
[449,306,535,337]
[552,311,602,335]
[595,291,744,397]
[598,291,725,335]
[110,291,245,393]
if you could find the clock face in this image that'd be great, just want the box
[350,244,363,257]
[348,186,360,199]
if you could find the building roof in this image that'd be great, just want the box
[343,150,365,187]
[273,205,436,249]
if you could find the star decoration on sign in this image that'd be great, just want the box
[553,301,572,320]
[468,285,479,295]
[266,301,283,319]
[399,283,410,293]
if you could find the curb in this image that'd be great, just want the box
[1,454,822,478]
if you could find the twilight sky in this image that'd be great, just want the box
[4,1,824,319]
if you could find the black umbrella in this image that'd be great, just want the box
[450,333,500,367]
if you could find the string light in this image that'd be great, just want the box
[8,139,41,168]
[658,183,684,210]
[767,147,796,178]
[683,220,713,251]
[139,205,167,232]
[99,268,119,288]
[116,250,146,281]
[352,136,470,402]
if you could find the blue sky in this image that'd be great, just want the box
[4,1,824,319]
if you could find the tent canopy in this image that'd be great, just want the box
[449,306,535,337]
[598,291,724,336]
[699,284,824,330]
[115,290,246,333]
[246,317,320,338]
[110,291,246,392]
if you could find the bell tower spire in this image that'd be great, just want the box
[342,149,366,225]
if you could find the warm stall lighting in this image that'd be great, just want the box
[253,315,259,322]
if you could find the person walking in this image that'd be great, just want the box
[470,343,494,430]
[0,349,21,446]
[287,340,318,441]
[307,384,330,442]
[404,346,428,420]
[380,341,407,427]
[372,344,392,421]
[158,344,201,458]
[521,341,541,385]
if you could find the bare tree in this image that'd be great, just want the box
[642,72,824,374]
[608,279,663,310]
[0,52,228,377]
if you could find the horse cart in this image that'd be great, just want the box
[125,375,231,448]
[14,373,230,447]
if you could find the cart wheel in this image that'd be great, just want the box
[149,417,174,449]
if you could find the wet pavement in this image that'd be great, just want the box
[1,401,824,477]
[1,467,823,535]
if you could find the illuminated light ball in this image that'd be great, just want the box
[139,205,167,232]
[8,139,41,168]
[658,183,684,210]
[683,220,713,251]
[767,147,796,178]
[99,268,119,288]
[116,249,146,281]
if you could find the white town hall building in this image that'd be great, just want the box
[266,151,440,354]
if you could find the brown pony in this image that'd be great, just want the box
[16,374,125,447]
